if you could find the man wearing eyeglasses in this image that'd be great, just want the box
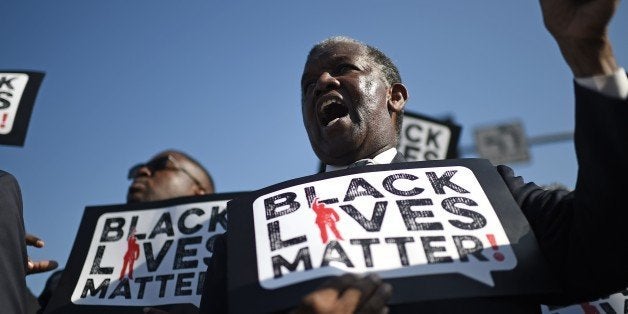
[37,150,215,313]
[126,150,215,203]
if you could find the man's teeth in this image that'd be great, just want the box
[322,99,340,107]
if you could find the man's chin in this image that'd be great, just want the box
[316,146,361,166]
[126,193,144,204]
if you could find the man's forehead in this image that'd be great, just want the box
[306,41,369,65]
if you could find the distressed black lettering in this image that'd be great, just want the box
[424,151,438,160]
[90,245,114,274]
[426,128,441,148]
[385,237,415,266]
[405,124,422,142]
[272,247,312,278]
[340,201,387,232]
[179,208,204,234]
[383,173,424,196]
[452,235,487,262]
[108,278,131,299]
[174,236,202,269]
[196,272,206,295]
[343,178,384,202]
[396,199,442,231]
[426,171,469,194]
[0,76,16,90]
[421,236,453,264]
[134,276,153,299]
[80,278,110,298]
[208,206,227,232]
[321,240,354,268]
[0,91,12,109]
[304,186,338,207]
[149,213,175,238]
[267,221,307,251]
[350,238,380,267]
[144,240,174,272]
[442,197,487,230]
[403,146,421,161]
[156,274,175,298]
[265,192,300,220]
[129,216,146,240]
[175,272,195,296]
[100,217,125,242]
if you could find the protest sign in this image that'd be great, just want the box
[397,111,461,161]
[474,121,529,164]
[45,192,245,314]
[542,288,628,314]
[0,71,45,146]
[227,159,556,313]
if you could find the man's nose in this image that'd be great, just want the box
[134,165,152,178]
[314,72,340,97]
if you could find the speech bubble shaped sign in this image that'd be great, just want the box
[70,199,229,307]
[253,166,516,289]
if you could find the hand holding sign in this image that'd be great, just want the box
[293,274,392,314]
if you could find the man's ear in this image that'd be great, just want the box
[387,83,408,113]
[194,187,206,196]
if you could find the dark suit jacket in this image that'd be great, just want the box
[200,82,628,313]
[0,171,30,314]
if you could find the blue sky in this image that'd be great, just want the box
[2,1,626,294]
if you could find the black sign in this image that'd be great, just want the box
[45,192,246,314]
[398,111,461,161]
[0,71,45,146]
[226,159,556,313]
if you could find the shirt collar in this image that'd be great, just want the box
[325,147,398,172]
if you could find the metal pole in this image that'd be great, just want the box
[459,131,574,156]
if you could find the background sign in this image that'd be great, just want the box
[0,71,45,146]
[397,111,461,161]
[45,192,245,314]
[474,121,529,165]
[542,289,628,314]
[227,159,556,313]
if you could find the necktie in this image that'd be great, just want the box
[347,159,377,169]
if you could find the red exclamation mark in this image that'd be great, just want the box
[580,302,600,314]
[0,113,7,129]
[486,234,505,262]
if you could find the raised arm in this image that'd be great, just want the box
[540,0,619,77]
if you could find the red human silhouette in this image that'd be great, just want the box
[119,228,140,280]
[311,198,344,243]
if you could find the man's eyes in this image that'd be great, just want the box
[335,64,358,74]
[301,64,360,91]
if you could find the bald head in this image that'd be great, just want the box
[126,150,215,203]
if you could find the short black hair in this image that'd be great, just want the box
[306,36,404,138]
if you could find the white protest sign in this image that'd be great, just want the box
[70,199,228,307]
[474,121,529,165]
[542,289,628,314]
[397,112,460,161]
[0,73,29,134]
[252,166,516,290]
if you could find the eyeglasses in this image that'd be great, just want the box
[128,155,204,190]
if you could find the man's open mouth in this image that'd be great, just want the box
[318,99,349,126]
